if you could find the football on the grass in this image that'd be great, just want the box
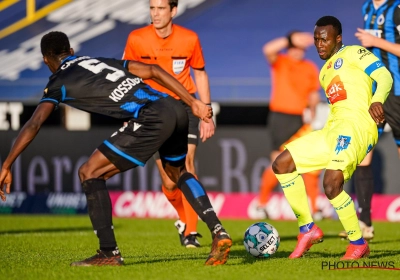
[243,222,280,258]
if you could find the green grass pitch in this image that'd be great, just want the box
[1,215,399,280]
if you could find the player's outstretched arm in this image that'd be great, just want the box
[127,60,212,122]
[0,102,55,201]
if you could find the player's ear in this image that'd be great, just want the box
[336,34,342,44]
[70,48,75,55]
[43,56,49,65]
[171,6,177,18]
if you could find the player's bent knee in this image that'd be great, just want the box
[163,167,181,185]
[78,162,100,182]
[272,150,295,174]
[322,171,344,199]
[78,162,90,182]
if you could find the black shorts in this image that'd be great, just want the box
[379,92,400,146]
[268,111,303,151]
[179,99,199,146]
[98,97,188,172]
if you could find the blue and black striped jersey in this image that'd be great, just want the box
[40,56,168,119]
[362,0,400,95]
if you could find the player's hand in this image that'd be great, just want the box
[291,32,314,49]
[369,102,385,124]
[199,118,215,142]
[355,28,376,48]
[0,167,12,202]
[191,99,213,123]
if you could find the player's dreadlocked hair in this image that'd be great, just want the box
[315,16,342,36]
[40,31,71,58]
[169,0,178,10]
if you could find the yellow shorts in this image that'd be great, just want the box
[285,119,377,182]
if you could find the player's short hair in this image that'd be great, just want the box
[41,31,70,58]
[169,0,178,10]
[315,16,342,36]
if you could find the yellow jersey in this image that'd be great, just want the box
[320,45,389,128]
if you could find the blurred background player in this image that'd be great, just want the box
[122,0,214,248]
[273,15,392,260]
[338,0,400,241]
[256,31,321,217]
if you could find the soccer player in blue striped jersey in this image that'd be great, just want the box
[345,0,400,241]
[0,31,232,267]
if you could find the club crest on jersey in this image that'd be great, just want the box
[334,58,343,69]
[172,59,185,74]
[335,135,351,154]
[377,14,385,25]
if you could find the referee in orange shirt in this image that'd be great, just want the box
[123,0,214,248]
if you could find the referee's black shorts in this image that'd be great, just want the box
[268,111,303,151]
[379,92,400,146]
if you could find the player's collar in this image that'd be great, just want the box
[337,44,345,53]
[333,45,345,57]
[60,55,77,65]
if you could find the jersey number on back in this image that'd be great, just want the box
[78,59,125,82]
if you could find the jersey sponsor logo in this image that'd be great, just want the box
[109,77,142,102]
[334,58,343,70]
[359,52,372,60]
[334,135,351,155]
[133,122,141,131]
[172,59,186,74]
[357,48,367,54]
[365,29,383,38]
[326,75,347,104]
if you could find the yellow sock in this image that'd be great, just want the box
[275,171,313,227]
[329,191,362,241]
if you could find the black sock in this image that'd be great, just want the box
[82,178,117,250]
[354,166,374,227]
[177,172,223,236]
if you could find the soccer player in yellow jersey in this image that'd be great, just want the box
[272,16,392,260]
